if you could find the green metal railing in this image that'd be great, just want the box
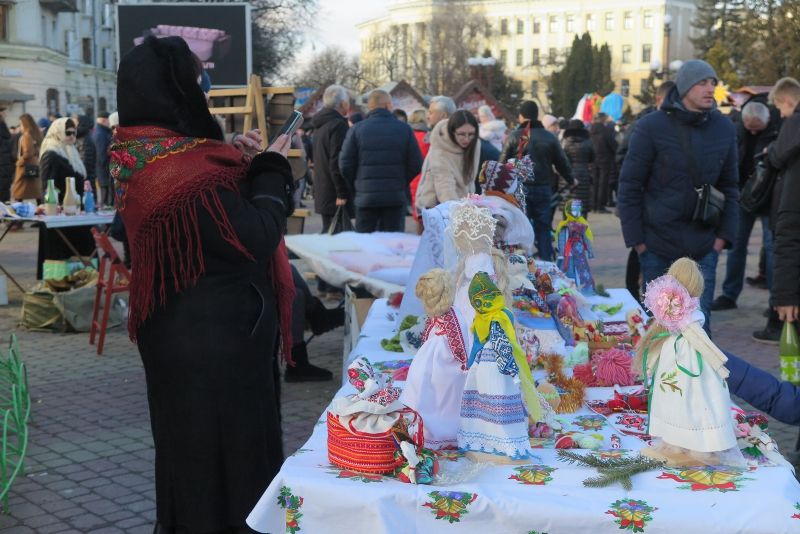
[0,335,30,512]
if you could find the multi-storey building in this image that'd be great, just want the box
[358,0,699,112]
[0,0,117,121]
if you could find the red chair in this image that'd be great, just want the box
[89,228,131,355]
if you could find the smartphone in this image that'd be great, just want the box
[273,110,304,141]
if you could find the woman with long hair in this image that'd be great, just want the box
[113,36,294,532]
[415,109,481,212]
[11,113,43,201]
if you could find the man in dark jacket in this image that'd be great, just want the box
[502,100,573,261]
[618,60,739,332]
[339,89,422,233]
[589,112,617,213]
[75,114,96,184]
[92,112,113,207]
[312,85,351,231]
[711,102,781,316]
[767,78,800,327]
[0,108,13,202]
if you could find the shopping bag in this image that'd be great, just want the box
[326,205,354,235]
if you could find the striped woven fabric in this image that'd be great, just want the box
[327,412,404,474]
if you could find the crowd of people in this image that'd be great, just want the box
[2,36,800,531]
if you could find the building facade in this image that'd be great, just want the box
[0,0,117,122]
[358,0,699,113]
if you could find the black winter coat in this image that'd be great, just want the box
[501,121,573,188]
[339,108,423,209]
[40,151,86,200]
[589,121,617,164]
[311,108,350,216]
[76,117,96,182]
[93,124,113,187]
[768,105,800,307]
[0,121,13,201]
[617,87,739,260]
[562,128,594,209]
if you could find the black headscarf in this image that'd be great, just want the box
[117,36,223,140]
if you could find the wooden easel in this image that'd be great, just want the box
[208,74,301,157]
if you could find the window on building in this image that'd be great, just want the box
[46,88,60,115]
[585,14,595,31]
[532,18,541,34]
[103,3,113,27]
[642,44,652,63]
[500,49,508,65]
[622,45,632,63]
[566,15,575,33]
[624,12,633,29]
[532,48,540,65]
[98,96,107,113]
[643,10,654,29]
[621,79,630,97]
[548,47,557,64]
[0,5,8,42]
[531,80,539,96]
[516,49,523,66]
[549,16,558,33]
[517,19,524,34]
[104,48,114,70]
[500,19,508,35]
[82,38,92,64]
[605,12,614,31]
[640,78,650,95]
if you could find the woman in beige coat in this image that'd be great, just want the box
[11,113,43,201]
[415,110,481,213]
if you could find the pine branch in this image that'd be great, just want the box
[558,450,666,490]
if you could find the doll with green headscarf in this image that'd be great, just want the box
[457,271,546,463]
[556,199,595,295]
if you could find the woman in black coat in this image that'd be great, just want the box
[561,119,594,214]
[114,36,294,533]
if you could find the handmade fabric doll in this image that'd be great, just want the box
[556,199,595,295]
[635,258,744,467]
[458,271,543,462]
[400,268,469,450]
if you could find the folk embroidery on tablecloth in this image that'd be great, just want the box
[509,464,557,485]
[657,466,753,492]
[422,491,478,523]
[277,486,303,534]
[606,499,656,532]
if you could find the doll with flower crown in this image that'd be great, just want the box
[458,271,547,463]
[635,258,744,467]
[556,199,595,295]
[400,268,469,450]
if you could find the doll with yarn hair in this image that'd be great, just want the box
[635,258,744,467]
[556,199,595,295]
[400,268,469,450]
[458,271,545,463]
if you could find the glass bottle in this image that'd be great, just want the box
[779,321,800,385]
[62,177,80,216]
[44,179,59,216]
[82,180,95,214]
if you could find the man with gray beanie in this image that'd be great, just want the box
[618,59,739,334]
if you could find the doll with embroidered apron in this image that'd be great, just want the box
[458,272,550,463]
[401,269,469,450]
[635,258,745,467]
[556,199,595,295]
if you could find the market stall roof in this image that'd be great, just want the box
[453,79,514,124]
[357,80,428,115]
[0,86,35,103]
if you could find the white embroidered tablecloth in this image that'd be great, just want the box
[248,299,800,534]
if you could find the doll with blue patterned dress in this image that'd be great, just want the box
[556,199,595,295]
[458,271,548,463]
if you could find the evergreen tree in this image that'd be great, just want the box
[635,72,658,108]
[691,0,746,59]
[705,40,740,87]
[549,33,613,117]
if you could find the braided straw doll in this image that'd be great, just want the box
[458,272,544,463]
[635,258,744,467]
[400,268,469,450]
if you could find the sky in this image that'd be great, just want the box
[293,0,392,69]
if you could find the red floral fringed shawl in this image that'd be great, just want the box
[110,125,296,363]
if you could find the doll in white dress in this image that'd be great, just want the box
[635,258,744,467]
[400,268,469,450]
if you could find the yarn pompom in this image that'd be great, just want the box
[594,348,637,387]
[572,362,598,387]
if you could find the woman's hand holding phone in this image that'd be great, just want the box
[266,134,291,158]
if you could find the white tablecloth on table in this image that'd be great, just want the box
[248,299,800,534]
[2,212,115,228]
[285,232,419,298]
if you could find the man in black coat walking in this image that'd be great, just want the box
[618,60,739,332]
[589,112,617,213]
[339,90,422,233]
[312,84,351,231]
[0,107,13,202]
[93,112,114,207]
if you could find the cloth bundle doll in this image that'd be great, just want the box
[635,258,745,467]
[556,199,595,295]
[457,271,545,463]
[400,268,469,450]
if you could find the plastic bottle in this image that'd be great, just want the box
[44,179,59,216]
[62,177,80,216]
[779,320,800,384]
[82,180,95,214]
